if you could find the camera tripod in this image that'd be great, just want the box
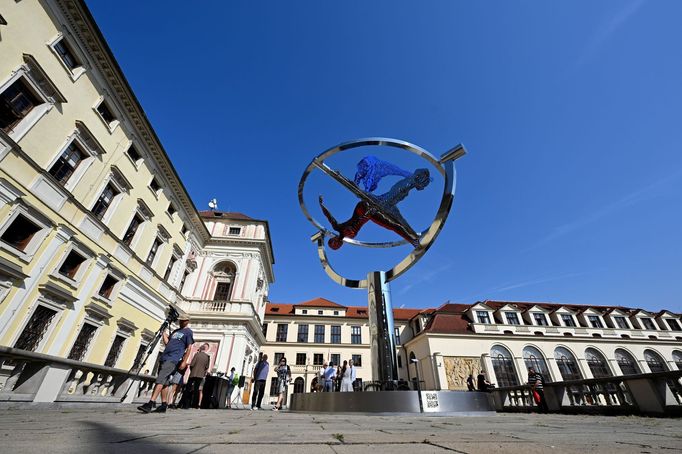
[119,306,179,402]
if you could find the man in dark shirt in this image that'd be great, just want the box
[250,354,269,410]
[137,314,194,413]
[187,343,211,408]
[477,370,493,391]
[528,367,548,413]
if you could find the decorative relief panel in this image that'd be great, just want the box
[444,356,481,390]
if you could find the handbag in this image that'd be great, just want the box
[532,390,541,404]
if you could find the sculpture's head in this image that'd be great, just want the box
[328,236,343,250]
[413,168,431,190]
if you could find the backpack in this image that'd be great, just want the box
[231,373,239,386]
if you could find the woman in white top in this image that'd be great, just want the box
[340,360,354,392]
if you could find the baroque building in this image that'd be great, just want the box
[0,0,273,393]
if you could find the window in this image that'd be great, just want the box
[476,311,491,324]
[351,326,361,344]
[313,353,323,366]
[331,354,340,367]
[505,312,520,325]
[58,250,86,279]
[261,323,268,337]
[96,100,116,124]
[585,348,612,378]
[587,315,603,328]
[0,78,41,132]
[644,350,668,373]
[331,325,341,343]
[98,275,118,299]
[666,319,681,331]
[397,354,402,368]
[614,316,629,329]
[213,282,231,301]
[132,343,148,373]
[167,204,176,217]
[181,224,188,235]
[314,325,325,343]
[490,345,519,387]
[276,324,288,342]
[317,310,323,315]
[104,335,126,367]
[297,324,308,343]
[414,318,421,333]
[228,227,241,235]
[67,323,96,361]
[149,178,161,193]
[301,309,307,314]
[673,351,682,370]
[14,305,58,352]
[1,213,42,252]
[274,352,284,364]
[296,353,306,365]
[126,144,141,162]
[394,327,401,345]
[523,346,550,378]
[640,317,656,330]
[53,39,81,71]
[179,269,190,291]
[146,237,162,266]
[615,349,640,375]
[533,313,548,326]
[554,347,582,381]
[352,354,362,367]
[49,141,84,185]
[561,314,576,327]
[91,183,119,220]
[122,214,143,247]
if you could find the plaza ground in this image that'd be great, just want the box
[0,406,680,453]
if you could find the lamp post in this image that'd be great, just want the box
[411,358,423,412]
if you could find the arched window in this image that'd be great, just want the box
[614,348,640,375]
[554,347,582,381]
[523,346,550,379]
[673,350,682,370]
[293,377,305,393]
[644,349,668,373]
[490,345,519,387]
[585,348,612,378]
[212,262,236,301]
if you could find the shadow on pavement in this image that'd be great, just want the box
[83,420,195,453]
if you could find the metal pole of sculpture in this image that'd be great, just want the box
[298,138,465,386]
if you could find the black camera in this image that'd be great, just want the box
[166,306,180,324]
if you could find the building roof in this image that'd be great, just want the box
[265,301,428,321]
[294,297,347,308]
[198,210,255,221]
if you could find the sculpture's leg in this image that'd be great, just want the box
[367,271,398,385]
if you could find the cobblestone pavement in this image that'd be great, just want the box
[0,406,680,454]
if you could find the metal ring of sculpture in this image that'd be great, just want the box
[298,137,465,289]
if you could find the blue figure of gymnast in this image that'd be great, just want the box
[354,156,412,192]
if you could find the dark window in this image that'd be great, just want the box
[213,282,231,301]
[667,319,682,331]
[181,224,188,235]
[13,305,57,352]
[587,315,603,328]
[397,354,402,368]
[149,178,160,192]
[351,326,361,344]
[491,355,519,387]
[228,227,241,235]
[53,39,81,70]
[96,101,116,124]
[146,237,162,265]
[276,324,288,342]
[295,353,306,366]
[1,214,41,251]
[261,323,268,337]
[164,257,177,281]
[505,312,520,325]
[476,311,491,324]
[67,323,97,361]
[555,351,582,381]
[126,145,141,161]
[317,310,323,315]
[615,350,639,375]
[640,317,656,330]
[167,204,176,217]
[614,316,629,329]
[533,313,548,326]
[132,343,148,373]
[352,354,362,367]
[49,141,84,185]
[586,349,612,378]
[645,350,668,373]
[331,325,341,343]
[297,324,308,343]
[179,269,190,291]
[98,274,118,299]
[314,325,325,343]
[274,352,284,364]
[122,214,143,246]
[333,310,339,315]
[58,250,86,279]
[301,309,307,314]
[394,327,401,345]
[561,314,576,327]
[330,354,340,367]
[0,78,41,132]
[313,353,323,365]
[91,183,118,220]
[104,335,126,367]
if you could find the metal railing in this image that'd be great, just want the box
[491,370,682,416]
[0,346,155,404]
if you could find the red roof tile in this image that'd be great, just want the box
[425,313,472,334]
[198,210,255,221]
[294,297,347,308]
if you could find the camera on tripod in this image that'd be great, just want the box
[166,306,180,324]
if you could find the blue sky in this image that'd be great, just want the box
[86,1,682,313]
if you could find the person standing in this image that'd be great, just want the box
[340,360,353,392]
[349,358,357,391]
[137,314,194,413]
[251,354,269,410]
[323,361,336,392]
[187,343,211,408]
[528,367,548,413]
[466,374,475,391]
[272,357,291,411]
[225,367,237,409]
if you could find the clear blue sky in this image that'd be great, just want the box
[86,1,682,313]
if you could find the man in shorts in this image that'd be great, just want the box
[137,314,194,413]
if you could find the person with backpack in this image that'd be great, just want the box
[272,356,291,411]
[225,366,238,409]
[528,367,549,413]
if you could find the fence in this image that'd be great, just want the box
[491,370,682,416]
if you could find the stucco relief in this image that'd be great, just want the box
[444,356,481,390]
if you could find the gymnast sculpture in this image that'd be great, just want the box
[319,167,431,250]
[353,156,412,192]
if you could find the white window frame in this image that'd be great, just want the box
[11,301,62,354]
[124,140,144,168]
[46,124,104,192]
[147,176,162,199]
[46,32,87,81]
[89,169,130,226]
[0,203,52,262]
[67,320,100,362]
[226,225,242,236]
[93,96,120,133]
[93,267,124,306]
[50,241,93,288]
[120,200,153,250]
